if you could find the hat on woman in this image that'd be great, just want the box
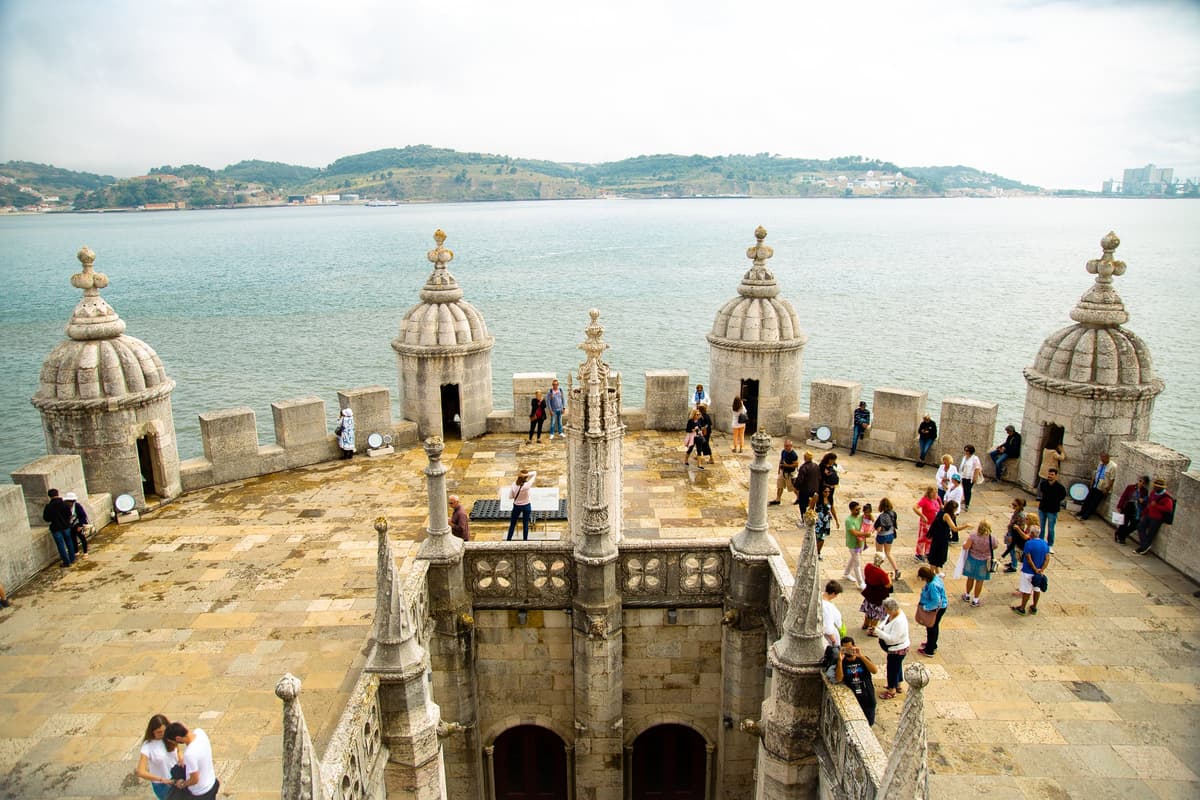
[340,408,353,417]
[64,492,78,501]
[1152,477,1168,489]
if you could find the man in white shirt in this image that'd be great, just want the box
[164,722,218,799]
[958,445,983,512]
[820,580,845,647]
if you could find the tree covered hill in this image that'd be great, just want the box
[0,147,1043,210]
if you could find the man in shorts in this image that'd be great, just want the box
[1012,534,1050,616]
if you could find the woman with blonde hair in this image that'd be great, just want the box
[935,454,955,501]
[731,396,748,453]
[960,519,997,607]
[135,714,183,799]
[683,408,704,468]
[506,469,538,540]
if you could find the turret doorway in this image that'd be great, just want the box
[136,434,159,501]
[441,383,462,440]
[739,379,759,436]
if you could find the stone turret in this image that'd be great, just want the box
[707,226,807,437]
[31,246,181,507]
[393,230,494,440]
[1019,232,1164,489]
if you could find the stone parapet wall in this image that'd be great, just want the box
[816,679,887,800]
[4,455,112,592]
[179,387,416,493]
[1117,441,1195,580]
[318,671,389,800]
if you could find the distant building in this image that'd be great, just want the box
[1122,164,1174,195]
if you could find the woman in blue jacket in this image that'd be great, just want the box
[916,565,948,657]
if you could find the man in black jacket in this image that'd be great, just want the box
[42,488,76,567]
[917,415,937,466]
[989,425,1022,481]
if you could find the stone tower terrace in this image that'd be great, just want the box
[0,430,1197,799]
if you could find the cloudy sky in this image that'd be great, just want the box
[1,0,1197,189]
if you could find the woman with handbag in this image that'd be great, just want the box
[336,407,355,459]
[731,397,748,453]
[506,469,538,540]
[912,486,940,564]
[873,497,900,579]
[915,565,948,657]
[875,597,909,699]
[960,520,997,607]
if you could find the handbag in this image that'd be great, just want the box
[738,410,749,424]
[988,534,998,574]
[914,605,938,627]
[1032,573,1049,592]
[335,423,344,436]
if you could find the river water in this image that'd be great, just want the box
[1,198,1197,481]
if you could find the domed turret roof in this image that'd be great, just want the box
[393,229,493,355]
[708,226,807,350]
[32,247,174,412]
[1025,232,1163,399]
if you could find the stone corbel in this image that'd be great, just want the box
[739,718,764,737]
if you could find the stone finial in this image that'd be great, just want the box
[368,517,425,672]
[574,309,618,436]
[275,673,327,800]
[578,309,610,379]
[771,523,826,667]
[417,436,463,562]
[731,431,781,558]
[1070,231,1129,327]
[878,662,931,799]
[738,225,780,300]
[419,228,464,303]
[65,245,126,340]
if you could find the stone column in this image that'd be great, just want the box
[719,432,779,797]
[754,525,826,799]
[416,439,482,800]
[878,663,931,800]
[366,518,446,799]
[276,673,327,800]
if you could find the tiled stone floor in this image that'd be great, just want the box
[0,430,1196,798]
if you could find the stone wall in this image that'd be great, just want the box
[939,397,999,478]
[623,607,722,748]
[1116,440,1195,580]
[815,679,887,800]
[475,608,576,744]
[4,454,112,592]
[179,387,418,492]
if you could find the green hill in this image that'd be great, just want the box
[1,148,1044,210]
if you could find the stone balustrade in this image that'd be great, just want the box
[816,679,888,799]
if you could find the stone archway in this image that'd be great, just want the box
[492,724,568,800]
[630,723,707,800]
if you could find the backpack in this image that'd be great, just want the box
[1161,494,1176,525]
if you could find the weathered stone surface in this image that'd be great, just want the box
[809,379,860,447]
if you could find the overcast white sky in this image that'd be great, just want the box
[1,0,1197,189]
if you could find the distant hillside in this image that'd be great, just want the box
[1,147,1044,210]
[0,160,115,193]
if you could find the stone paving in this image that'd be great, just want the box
[0,430,1196,798]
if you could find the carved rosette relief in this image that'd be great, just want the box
[473,557,515,596]
[528,555,570,598]
[622,555,664,594]
[680,552,724,593]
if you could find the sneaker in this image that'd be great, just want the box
[0,598,10,608]
[1134,548,1149,555]
[768,500,781,506]
[817,554,824,561]
[1011,606,1026,615]
[971,598,981,607]
[961,593,971,602]
[1029,607,1039,615]
[1003,565,1017,573]
[1049,547,1055,554]
[914,555,927,563]
[893,570,901,580]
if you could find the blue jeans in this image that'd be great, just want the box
[549,410,563,436]
[51,528,76,566]
[507,503,532,540]
[990,450,1010,479]
[919,438,935,462]
[1038,510,1059,547]
[850,424,866,454]
[1137,517,1164,551]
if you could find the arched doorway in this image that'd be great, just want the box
[440,383,462,440]
[493,725,568,800]
[631,724,706,799]
[739,378,759,436]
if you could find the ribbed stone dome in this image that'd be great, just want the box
[32,247,175,411]
[393,230,493,354]
[1023,232,1163,399]
[708,226,807,349]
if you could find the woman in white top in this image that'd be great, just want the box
[935,454,955,501]
[875,597,910,699]
[135,713,182,800]
[506,469,538,541]
[958,445,984,511]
